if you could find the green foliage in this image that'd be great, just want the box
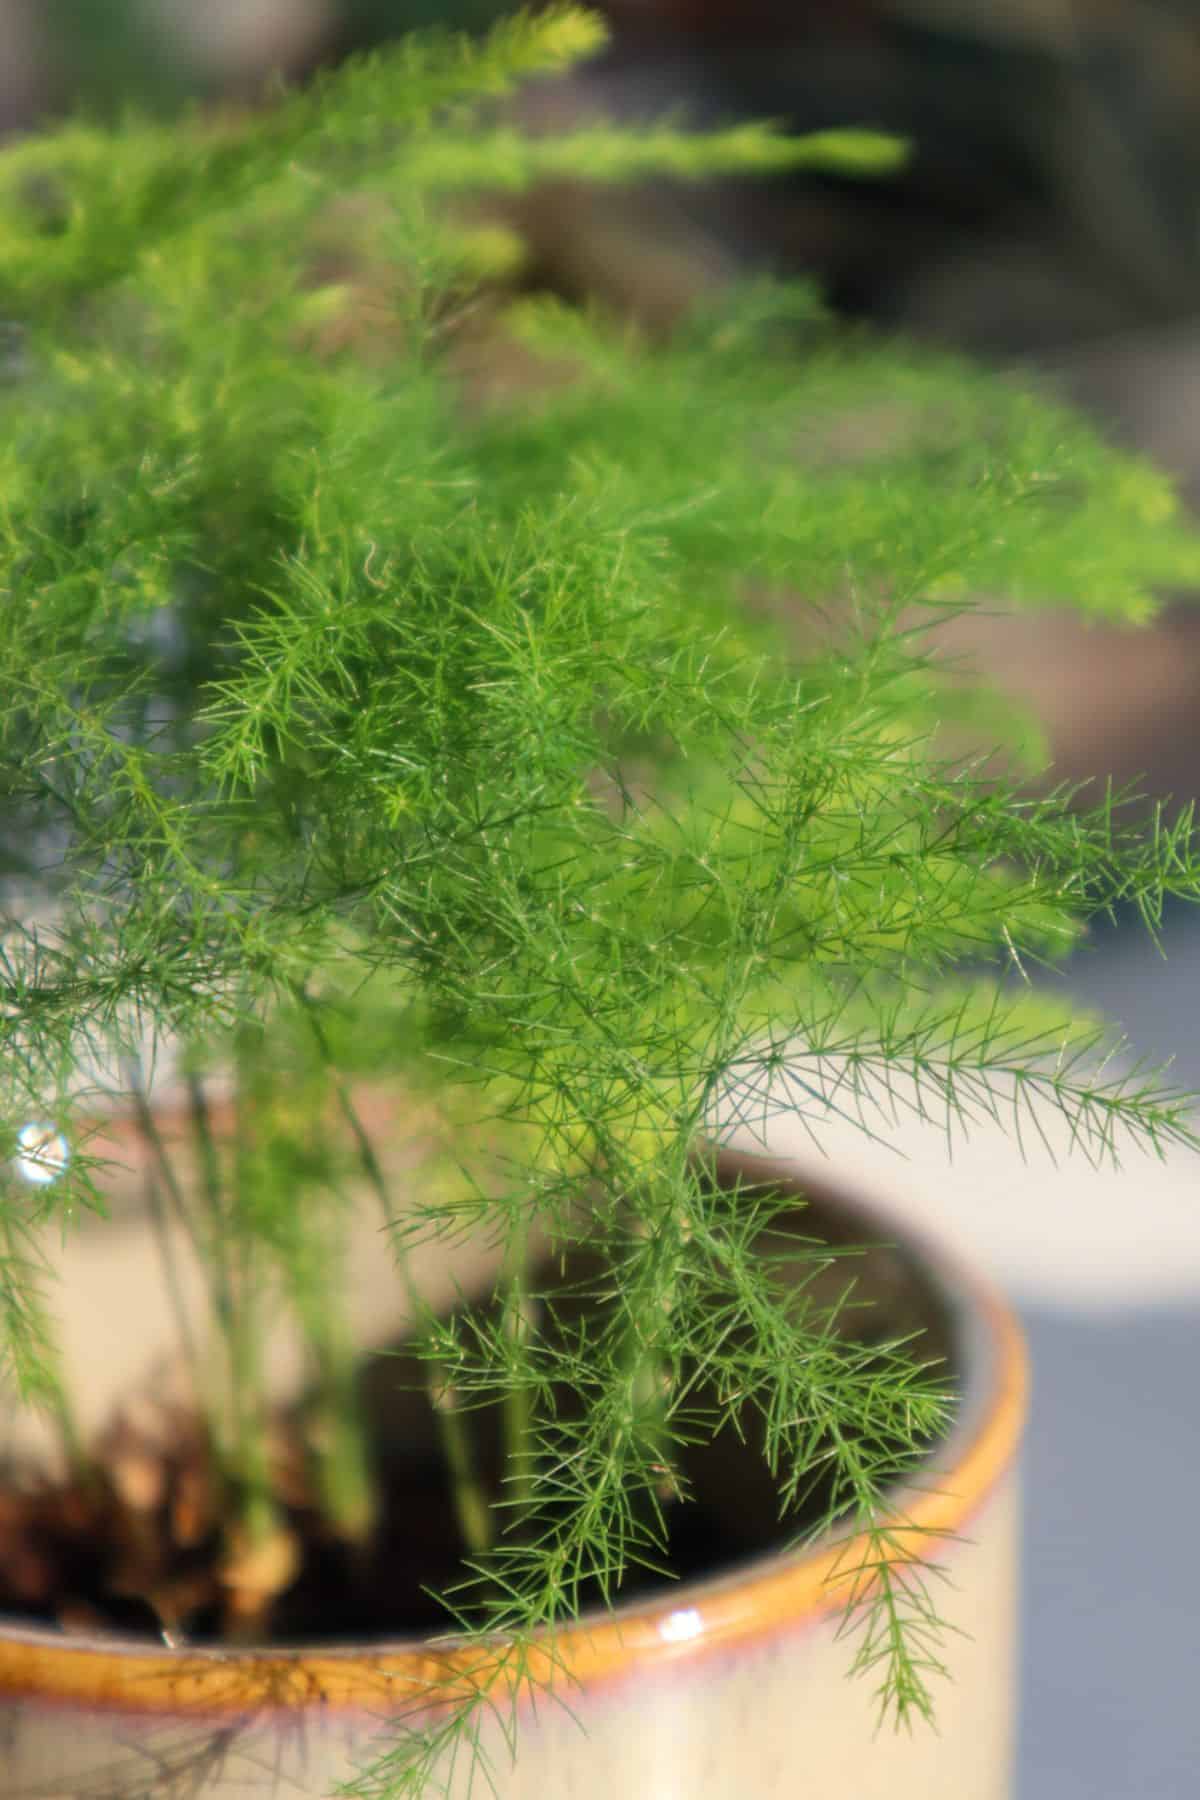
[2,6,1200,1792]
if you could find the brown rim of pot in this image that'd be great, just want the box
[0,1141,1027,1719]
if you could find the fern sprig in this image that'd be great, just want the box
[2,8,1200,1794]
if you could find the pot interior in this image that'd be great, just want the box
[0,1161,959,1646]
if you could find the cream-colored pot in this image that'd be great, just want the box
[0,1146,1026,1799]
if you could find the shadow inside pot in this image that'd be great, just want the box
[0,1164,961,1650]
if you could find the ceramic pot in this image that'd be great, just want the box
[0,1145,1026,1799]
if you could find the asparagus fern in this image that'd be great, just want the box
[1,8,1199,1793]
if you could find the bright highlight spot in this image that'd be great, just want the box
[658,1606,704,1645]
[14,1122,70,1186]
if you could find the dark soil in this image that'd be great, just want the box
[0,1182,957,1647]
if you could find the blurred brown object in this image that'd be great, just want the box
[933,601,1200,809]
[968,324,1200,807]
[0,0,336,137]
[0,0,43,134]
[580,0,1200,346]
[600,0,880,44]
[148,0,334,92]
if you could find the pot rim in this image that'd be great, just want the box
[0,1142,1026,1717]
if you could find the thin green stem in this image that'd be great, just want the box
[622,1205,681,1506]
[310,1358,376,1545]
[429,1368,494,1558]
[222,1033,282,1554]
[185,1072,236,1340]
[499,1220,538,1528]
[293,986,494,1557]
[140,1166,204,1401]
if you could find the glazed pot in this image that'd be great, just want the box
[0,1145,1026,1799]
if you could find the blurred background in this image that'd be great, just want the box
[3,3,1200,1793]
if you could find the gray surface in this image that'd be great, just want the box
[1017,1305,1200,1799]
[1019,914,1200,1799]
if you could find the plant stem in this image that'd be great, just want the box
[124,1062,204,1402]
[185,1072,236,1342]
[330,1076,494,1556]
[222,1032,285,1562]
[430,1369,494,1558]
[140,1169,204,1398]
[310,1360,376,1545]
[294,987,494,1557]
[500,1222,538,1528]
[624,1203,681,1506]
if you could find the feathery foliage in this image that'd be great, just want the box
[2,7,1200,1793]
